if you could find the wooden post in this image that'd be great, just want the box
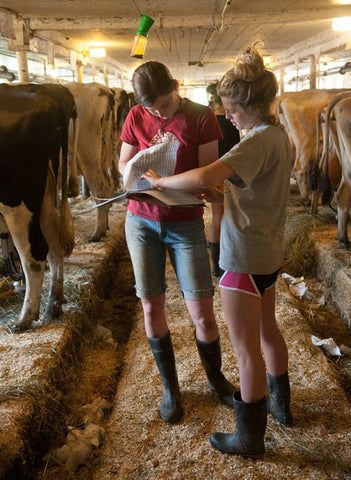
[16,50,29,82]
[295,58,299,91]
[309,54,318,89]
[10,18,30,82]
[75,60,83,82]
[309,54,316,89]
[103,64,109,86]
[279,65,285,95]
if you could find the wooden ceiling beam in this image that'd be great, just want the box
[27,6,351,31]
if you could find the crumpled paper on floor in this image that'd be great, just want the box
[48,397,111,474]
[281,272,325,308]
[311,335,351,356]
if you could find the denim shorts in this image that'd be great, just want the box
[125,211,213,300]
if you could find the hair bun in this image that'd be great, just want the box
[232,46,266,82]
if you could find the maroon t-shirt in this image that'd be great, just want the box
[120,98,222,222]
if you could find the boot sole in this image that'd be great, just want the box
[209,437,265,458]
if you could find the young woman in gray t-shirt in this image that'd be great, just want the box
[143,46,293,459]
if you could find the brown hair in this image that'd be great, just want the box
[132,61,178,107]
[218,46,278,125]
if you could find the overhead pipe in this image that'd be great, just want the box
[197,0,232,66]
[220,0,232,31]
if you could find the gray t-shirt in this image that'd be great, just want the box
[219,123,291,274]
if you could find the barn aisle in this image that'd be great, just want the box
[91,266,351,479]
[1,194,350,479]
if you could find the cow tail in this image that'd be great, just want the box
[320,173,332,205]
[308,162,320,191]
[59,196,74,257]
[59,134,74,256]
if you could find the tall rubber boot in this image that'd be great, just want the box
[208,242,224,278]
[266,371,293,426]
[148,332,184,423]
[209,391,267,458]
[195,335,236,408]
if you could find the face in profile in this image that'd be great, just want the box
[221,97,257,130]
[144,90,180,119]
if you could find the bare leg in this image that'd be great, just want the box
[221,288,265,403]
[185,297,218,342]
[142,293,169,338]
[260,285,288,376]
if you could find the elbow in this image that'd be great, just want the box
[200,170,216,187]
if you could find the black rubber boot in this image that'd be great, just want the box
[195,335,236,408]
[209,391,267,458]
[208,242,224,277]
[148,332,184,423]
[266,371,293,426]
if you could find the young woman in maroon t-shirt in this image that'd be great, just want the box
[119,61,235,423]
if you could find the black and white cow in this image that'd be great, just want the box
[0,84,76,331]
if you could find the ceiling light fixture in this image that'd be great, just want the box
[89,47,107,58]
[332,17,351,31]
[131,15,155,59]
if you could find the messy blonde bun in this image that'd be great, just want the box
[231,46,266,82]
[218,46,278,125]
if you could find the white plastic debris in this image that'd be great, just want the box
[281,272,325,308]
[47,397,111,473]
[51,439,92,475]
[289,281,307,299]
[311,335,351,357]
[80,397,112,425]
[65,439,92,475]
[281,273,304,285]
[67,424,105,447]
[94,324,117,347]
[309,295,326,310]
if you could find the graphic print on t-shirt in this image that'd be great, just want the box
[150,129,179,146]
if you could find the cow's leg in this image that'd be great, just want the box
[310,190,320,215]
[40,169,66,319]
[92,204,109,242]
[336,181,351,248]
[84,176,110,242]
[294,170,310,206]
[1,204,46,331]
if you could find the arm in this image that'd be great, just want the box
[198,139,218,167]
[119,142,138,175]
[143,159,234,191]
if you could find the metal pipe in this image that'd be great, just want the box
[220,0,232,31]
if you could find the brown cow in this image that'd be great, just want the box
[327,94,351,247]
[67,83,129,241]
[278,89,348,204]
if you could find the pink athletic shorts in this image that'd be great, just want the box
[219,269,280,297]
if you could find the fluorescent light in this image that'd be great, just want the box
[332,17,351,31]
[89,47,106,58]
